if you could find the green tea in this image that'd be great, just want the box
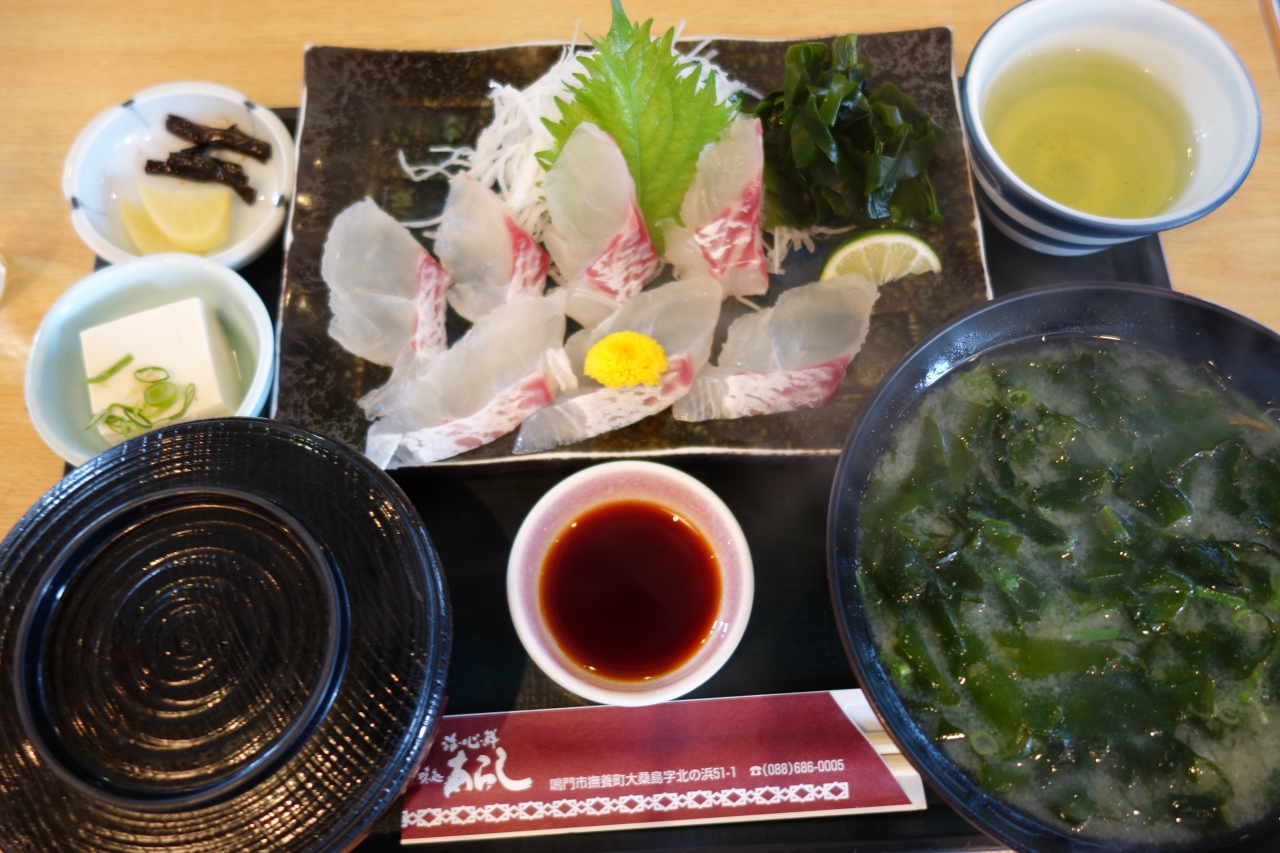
[982,49,1196,218]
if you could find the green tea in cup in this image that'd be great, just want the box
[982,48,1197,218]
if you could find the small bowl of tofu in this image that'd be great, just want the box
[26,253,274,465]
[63,81,294,269]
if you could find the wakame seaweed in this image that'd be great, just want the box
[755,35,944,230]
[859,339,1280,841]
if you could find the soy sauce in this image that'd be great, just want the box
[540,500,721,681]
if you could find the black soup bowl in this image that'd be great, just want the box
[828,283,1280,853]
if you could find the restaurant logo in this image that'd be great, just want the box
[417,729,532,797]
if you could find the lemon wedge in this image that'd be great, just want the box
[138,183,232,253]
[821,230,941,285]
[119,199,178,255]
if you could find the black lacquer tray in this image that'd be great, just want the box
[304,254,1167,853]
[78,103,1169,850]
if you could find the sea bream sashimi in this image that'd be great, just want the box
[512,277,721,455]
[661,117,768,300]
[541,122,662,328]
[363,291,575,468]
[322,197,453,366]
[435,173,550,322]
[672,274,879,422]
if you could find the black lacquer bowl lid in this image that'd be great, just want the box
[0,419,450,853]
[828,283,1280,852]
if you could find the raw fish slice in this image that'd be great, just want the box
[674,359,850,421]
[363,291,574,467]
[436,173,550,322]
[542,123,661,327]
[661,117,768,300]
[513,277,720,454]
[371,353,573,468]
[673,274,878,422]
[410,258,453,358]
[322,198,453,366]
[513,354,695,454]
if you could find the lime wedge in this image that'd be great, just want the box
[138,182,232,253]
[119,199,178,255]
[820,230,941,284]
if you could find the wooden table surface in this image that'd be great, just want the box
[0,0,1275,536]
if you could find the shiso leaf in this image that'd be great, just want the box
[755,34,945,230]
[540,0,738,253]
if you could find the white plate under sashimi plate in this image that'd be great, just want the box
[63,81,295,270]
[275,32,990,465]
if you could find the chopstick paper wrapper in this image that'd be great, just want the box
[401,689,925,843]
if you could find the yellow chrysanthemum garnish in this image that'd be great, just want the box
[583,331,668,389]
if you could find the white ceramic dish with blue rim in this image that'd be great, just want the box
[62,82,295,269]
[962,0,1260,256]
[25,253,274,466]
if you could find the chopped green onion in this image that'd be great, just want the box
[970,730,999,756]
[1233,609,1271,634]
[86,360,195,435]
[164,384,197,422]
[133,366,170,383]
[102,414,143,437]
[1006,389,1031,406]
[143,381,178,410]
[124,407,153,429]
[84,354,133,385]
[892,662,912,685]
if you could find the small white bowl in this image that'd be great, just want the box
[963,0,1260,255]
[508,461,753,706]
[62,82,295,269]
[26,254,274,466]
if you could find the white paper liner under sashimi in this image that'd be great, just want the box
[322,198,454,366]
[673,275,879,422]
[364,291,575,467]
[436,173,549,322]
[513,277,721,454]
[542,123,661,328]
[662,117,769,300]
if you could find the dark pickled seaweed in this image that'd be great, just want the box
[165,114,272,161]
[859,338,1280,842]
[142,115,272,203]
[145,149,257,204]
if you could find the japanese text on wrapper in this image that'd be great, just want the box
[417,729,533,798]
[550,766,736,791]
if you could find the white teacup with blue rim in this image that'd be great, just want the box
[962,0,1260,256]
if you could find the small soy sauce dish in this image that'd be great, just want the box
[509,460,753,706]
[828,282,1280,852]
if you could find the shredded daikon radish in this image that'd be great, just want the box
[678,32,761,103]
[398,45,584,242]
[765,223,859,275]
[396,33,755,253]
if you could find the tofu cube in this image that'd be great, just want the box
[80,297,241,444]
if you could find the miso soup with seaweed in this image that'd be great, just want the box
[858,337,1280,843]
